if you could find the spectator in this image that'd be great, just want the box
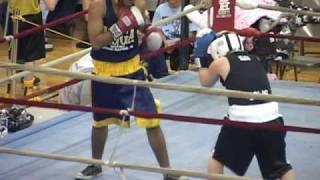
[59,53,93,106]
[152,0,198,70]
[2,0,55,96]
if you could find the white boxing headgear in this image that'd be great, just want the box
[208,33,244,60]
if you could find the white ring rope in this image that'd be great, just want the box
[0,147,260,180]
[0,63,319,106]
[1,1,318,180]
[0,48,91,85]
[109,85,137,177]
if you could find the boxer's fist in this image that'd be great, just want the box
[196,28,214,38]
[109,6,145,39]
[142,26,164,51]
[184,4,208,29]
[194,31,217,68]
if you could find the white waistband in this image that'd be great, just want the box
[227,102,281,123]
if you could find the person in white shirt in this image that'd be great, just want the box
[59,53,93,106]
[151,0,198,70]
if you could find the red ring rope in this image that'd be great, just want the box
[0,97,319,134]
[141,38,195,61]
[1,8,319,135]
[142,30,320,62]
[236,29,320,43]
[0,10,88,44]
[22,79,81,100]
[1,8,320,61]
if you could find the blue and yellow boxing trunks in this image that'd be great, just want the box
[91,56,160,128]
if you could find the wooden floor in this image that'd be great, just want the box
[0,38,80,98]
[0,36,320,98]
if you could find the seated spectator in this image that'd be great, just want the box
[59,53,93,105]
[152,0,198,71]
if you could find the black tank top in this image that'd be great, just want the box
[222,52,271,106]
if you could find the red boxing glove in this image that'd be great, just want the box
[109,6,145,39]
[237,28,262,37]
[142,26,164,51]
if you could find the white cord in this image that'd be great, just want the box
[109,113,127,161]
[4,35,14,42]
[109,85,137,179]
[118,167,128,180]
[131,85,137,111]
[109,112,127,179]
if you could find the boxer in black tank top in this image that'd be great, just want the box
[199,32,295,180]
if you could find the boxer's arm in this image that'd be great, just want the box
[88,0,113,49]
[141,26,165,51]
[199,57,229,87]
[82,0,91,21]
[82,0,91,10]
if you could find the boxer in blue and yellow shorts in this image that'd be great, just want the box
[92,55,161,128]
[75,1,177,180]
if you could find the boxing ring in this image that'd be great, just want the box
[0,71,319,180]
[2,0,320,179]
